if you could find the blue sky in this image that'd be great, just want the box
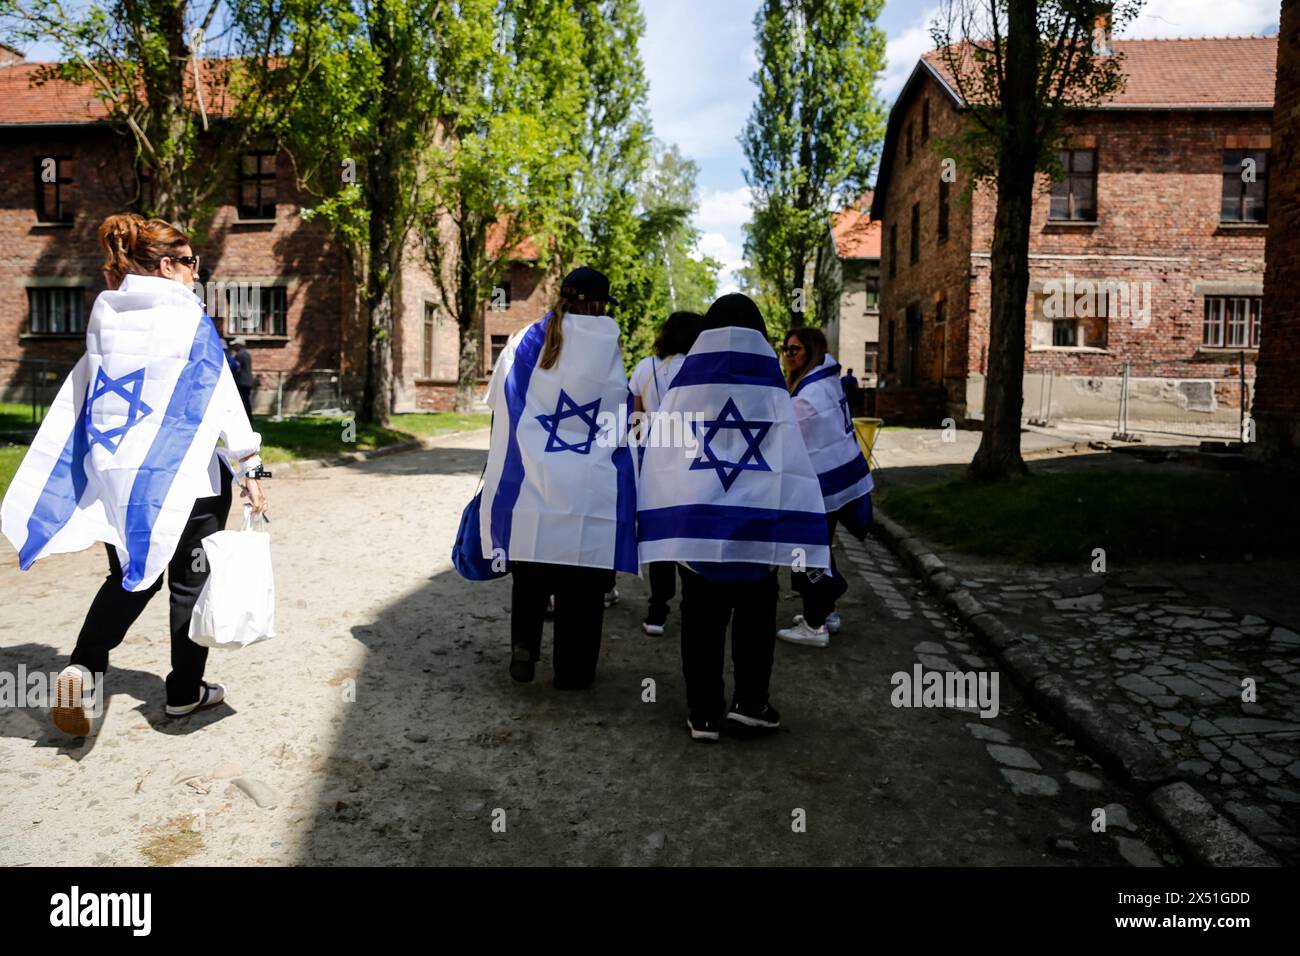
[643,0,1283,293]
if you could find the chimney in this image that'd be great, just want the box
[0,44,24,67]
[1092,4,1114,56]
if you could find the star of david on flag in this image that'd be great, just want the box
[84,367,153,453]
[689,396,772,491]
[839,395,853,434]
[536,389,602,454]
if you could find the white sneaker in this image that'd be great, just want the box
[795,612,841,635]
[604,588,620,608]
[777,620,830,648]
[51,665,98,737]
[165,681,226,718]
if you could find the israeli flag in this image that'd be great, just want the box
[480,312,638,573]
[2,275,254,591]
[792,353,874,512]
[637,326,829,570]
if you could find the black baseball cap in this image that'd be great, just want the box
[560,266,619,306]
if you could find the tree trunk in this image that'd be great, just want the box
[455,212,484,413]
[969,0,1037,481]
[360,20,402,426]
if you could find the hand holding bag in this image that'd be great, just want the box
[188,505,277,648]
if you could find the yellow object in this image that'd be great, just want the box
[852,417,882,469]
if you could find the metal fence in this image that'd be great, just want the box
[1024,355,1252,442]
[1,359,349,429]
[0,358,77,431]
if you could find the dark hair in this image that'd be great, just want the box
[539,294,609,370]
[784,326,828,391]
[702,293,767,336]
[654,311,703,359]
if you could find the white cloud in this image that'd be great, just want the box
[880,6,941,104]
[1121,0,1279,38]
[696,231,746,295]
[691,186,754,294]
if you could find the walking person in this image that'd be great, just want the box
[777,327,875,649]
[627,310,702,635]
[1,213,269,736]
[229,337,254,418]
[480,266,637,690]
[637,294,829,741]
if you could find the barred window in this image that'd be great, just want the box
[28,287,86,334]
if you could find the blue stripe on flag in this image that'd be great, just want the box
[669,350,783,391]
[490,321,545,560]
[818,452,871,498]
[18,397,90,569]
[611,387,637,572]
[638,503,828,547]
[792,362,841,396]
[121,315,225,589]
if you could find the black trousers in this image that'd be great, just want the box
[237,384,253,418]
[792,512,849,627]
[646,561,678,623]
[679,566,778,719]
[69,473,233,707]
[511,561,608,688]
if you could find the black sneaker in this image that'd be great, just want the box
[726,701,781,731]
[509,646,535,683]
[686,713,721,741]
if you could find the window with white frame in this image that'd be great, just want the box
[1203,296,1261,348]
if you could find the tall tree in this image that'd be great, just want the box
[0,0,325,230]
[420,0,585,411]
[742,0,887,331]
[931,0,1139,479]
[280,0,444,425]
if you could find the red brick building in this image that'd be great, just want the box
[871,35,1277,432]
[1254,0,1300,459]
[0,47,546,415]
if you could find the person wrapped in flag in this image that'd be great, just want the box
[1,214,268,736]
[637,293,829,741]
[776,326,874,649]
[480,266,636,690]
[627,310,703,636]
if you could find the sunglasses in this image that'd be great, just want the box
[782,345,805,355]
[167,254,200,269]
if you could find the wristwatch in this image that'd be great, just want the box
[240,455,271,480]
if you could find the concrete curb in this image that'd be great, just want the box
[869,506,1279,867]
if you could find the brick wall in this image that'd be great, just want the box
[877,74,975,414]
[0,125,349,415]
[878,70,1270,427]
[1254,0,1300,458]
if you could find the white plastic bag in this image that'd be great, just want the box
[188,506,276,649]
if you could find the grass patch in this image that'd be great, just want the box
[256,411,489,463]
[0,402,44,433]
[0,410,491,486]
[0,445,28,500]
[883,468,1300,564]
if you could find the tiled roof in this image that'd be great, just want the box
[831,206,881,259]
[486,217,541,261]
[0,58,242,125]
[923,36,1277,109]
